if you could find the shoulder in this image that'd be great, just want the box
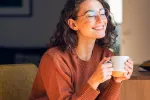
[45,47,63,57]
[39,47,73,83]
[39,47,73,75]
[40,46,74,69]
[45,47,72,60]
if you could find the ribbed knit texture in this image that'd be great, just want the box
[29,45,121,100]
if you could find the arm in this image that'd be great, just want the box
[96,77,122,100]
[39,53,100,100]
[95,48,122,100]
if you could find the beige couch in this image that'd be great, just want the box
[0,64,37,100]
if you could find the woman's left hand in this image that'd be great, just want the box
[113,59,134,83]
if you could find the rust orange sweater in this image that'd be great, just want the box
[29,45,121,100]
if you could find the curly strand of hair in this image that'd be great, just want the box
[49,0,118,52]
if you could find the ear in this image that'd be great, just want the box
[68,19,78,31]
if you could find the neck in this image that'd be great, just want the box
[75,37,96,61]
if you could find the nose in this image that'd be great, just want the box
[96,14,104,23]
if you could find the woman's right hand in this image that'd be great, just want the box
[88,57,114,90]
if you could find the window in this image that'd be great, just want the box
[106,0,122,24]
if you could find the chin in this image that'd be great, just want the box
[96,32,106,39]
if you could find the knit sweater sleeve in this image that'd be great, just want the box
[96,78,122,100]
[39,53,100,100]
[95,48,122,100]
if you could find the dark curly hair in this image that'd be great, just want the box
[49,0,118,52]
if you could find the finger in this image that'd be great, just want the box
[105,75,112,80]
[124,66,133,74]
[106,71,112,76]
[125,62,133,70]
[103,70,112,77]
[99,57,111,65]
[102,63,113,68]
[127,59,134,65]
[103,67,114,72]
[104,60,112,64]
[124,73,130,79]
[102,68,113,76]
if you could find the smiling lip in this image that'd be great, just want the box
[92,24,105,30]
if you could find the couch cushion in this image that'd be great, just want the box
[0,64,37,100]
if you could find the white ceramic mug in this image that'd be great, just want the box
[111,56,129,77]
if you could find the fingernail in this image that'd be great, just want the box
[104,60,111,64]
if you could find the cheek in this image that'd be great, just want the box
[78,20,93,31]
[84,22,93,29]
[78,19,92,26]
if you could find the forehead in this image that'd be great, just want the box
[78,0,104,14]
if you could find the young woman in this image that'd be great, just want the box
[29,0,134,100]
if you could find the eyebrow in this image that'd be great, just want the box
[78,8,105,17]
[83,8,105,14]
[84,10,95,14]
[77,10,95,17]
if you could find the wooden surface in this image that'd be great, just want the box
[120,65,150,100]
[120,80,150,100]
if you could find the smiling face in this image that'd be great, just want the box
[68,0,108,40]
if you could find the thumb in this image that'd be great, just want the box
[99,57,111,64]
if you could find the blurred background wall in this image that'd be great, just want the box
[121,0,150,64]
[0,0,66,65]
[0,0,66,47]
[0,0,149,65]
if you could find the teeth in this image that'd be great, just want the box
[95,26,104,30]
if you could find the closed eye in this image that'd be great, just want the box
[86,12,96,17]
